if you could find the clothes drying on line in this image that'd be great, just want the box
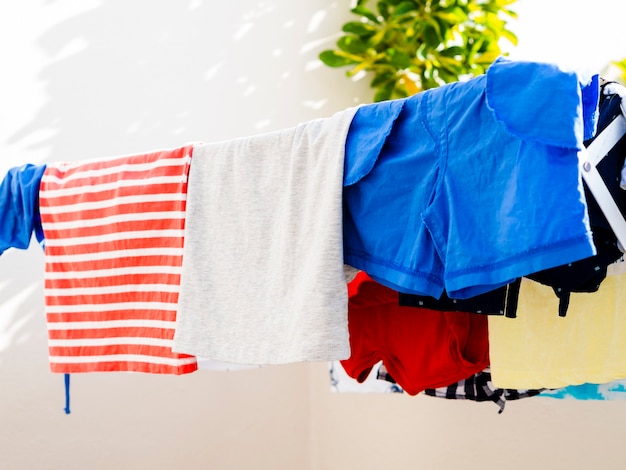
[172,107,358,365]
[343,56,599,301]
[4,58,626,412]
[340,271,490,396]
[0,163,46,255]
[39,145,198,375]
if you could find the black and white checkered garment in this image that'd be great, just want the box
[377,365,544,413]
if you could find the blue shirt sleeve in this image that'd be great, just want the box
[0,163,47,255]
[485,56,599,148]
[343,98,405,186]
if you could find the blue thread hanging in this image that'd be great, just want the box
[64,373,71,414]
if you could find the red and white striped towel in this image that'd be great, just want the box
[39,146,197,374]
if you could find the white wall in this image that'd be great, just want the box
[1,1,626,469]
[0,2,367,469]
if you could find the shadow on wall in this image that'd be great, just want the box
[0,0,368,411]
[0,245,47,370]
[0,3,367,466]
[7,0,368,163]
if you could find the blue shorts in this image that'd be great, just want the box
[343,57,599,299]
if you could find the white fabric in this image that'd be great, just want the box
[603,82,626,117]
[173,108,358,364]
[196,358,261,371]
[329,361,403,394]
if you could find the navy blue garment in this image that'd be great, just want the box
[526,84,626,316]
[0,163,47,255]
[398,278,521,317]
[421,367,545,414]
[376,365,544,413]
[343,57,599,300]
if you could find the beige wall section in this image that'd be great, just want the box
[308,363,626,469]
[2,1,626,469]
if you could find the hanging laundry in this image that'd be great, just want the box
[419,366,545,414]
[39,145,197,375]
[329,360,542,413]
[173,108,357,364]
[342,56,599,300]
[398,278,521,317]
[329,361,403,394]
[539,380,626,400]
[0,163,46,255]
[489,274,626,389]
[340,271,490,396]
[526,83,626,316]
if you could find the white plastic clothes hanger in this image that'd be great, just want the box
[579,101,626,250]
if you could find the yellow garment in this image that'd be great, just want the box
[489,275,626,389]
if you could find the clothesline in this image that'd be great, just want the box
[1,57,626,414]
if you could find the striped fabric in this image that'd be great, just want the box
[39,146,197,374]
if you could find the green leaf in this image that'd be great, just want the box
[433,16,450,42]
[494,0,519,8]
[502,8,518,19]
[351,5,381,23]
[387,48,412,68]
[474,51,500,65]
[337,35,369,54]
[434,8,469,25]
[370,73,395,88]
[374,84,394,102]
[439,46,465,58]
[321,0,520,99]
[319,50,359,67]
[377,1,390,20]
[500,28,518,46]
[342,21,378,37]
[422,24,440,48]
[392,1,418,16]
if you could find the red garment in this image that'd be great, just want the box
[40,146,197,375]
[341,272,489,395]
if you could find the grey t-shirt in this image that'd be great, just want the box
[173,107,357,364]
